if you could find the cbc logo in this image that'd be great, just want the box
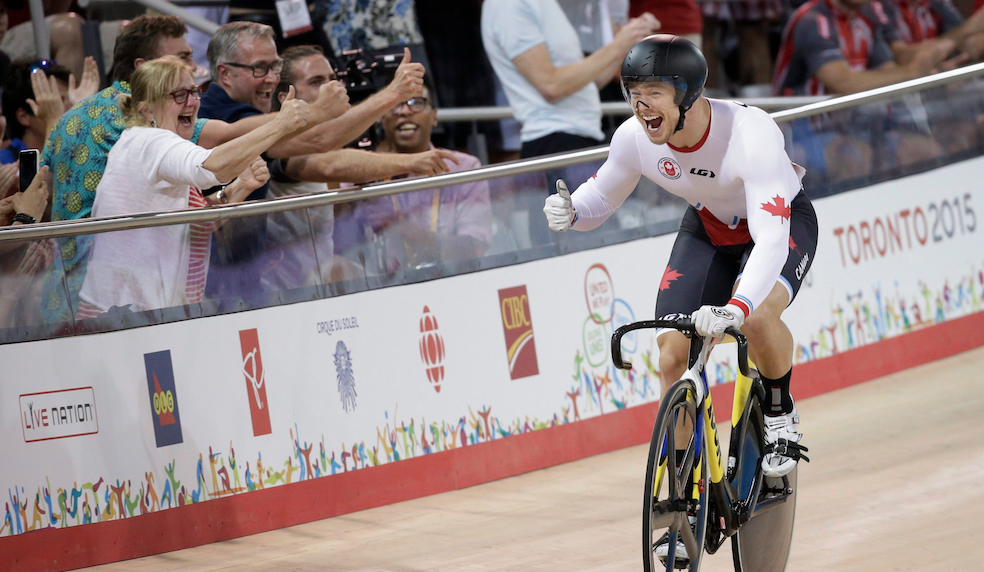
[501,295,531,330]
[153,390,175,416]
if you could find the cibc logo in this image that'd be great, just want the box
[498,285,539,380]
[144,350,183,448]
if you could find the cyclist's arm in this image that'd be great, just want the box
[729,113,797,318]
[569,120,643,231]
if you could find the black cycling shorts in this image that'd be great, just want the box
[654,191,818,324]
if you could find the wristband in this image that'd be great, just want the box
[12,212,36,225]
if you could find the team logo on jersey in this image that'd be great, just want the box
[658,157,682,180]
[761,195,791,221]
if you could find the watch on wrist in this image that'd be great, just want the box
[12,212,36,225]
[215,189,229,204]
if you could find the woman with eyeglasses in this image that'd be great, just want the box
[76,56,310,318]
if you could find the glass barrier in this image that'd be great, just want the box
[783,75,984,198]
[2,78,983,344]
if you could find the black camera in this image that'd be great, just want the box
[333,48,403,150]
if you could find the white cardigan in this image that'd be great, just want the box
[78,127,223,314]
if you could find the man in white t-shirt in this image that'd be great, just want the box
[481,0,658,158]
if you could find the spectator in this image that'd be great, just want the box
[39,15,205,324]
[262,45,460,290]
[772,0,952,96]
[0,0,88,78]
[481,0,659,158]
[702,1,782,92]
[0,166,55,328]
[879,0,984,62]
[773,0,955,183]
[2,62,70,164]
[336,78,492,274]
[76,56,304,317]
[199,21,426,299]
[1,59,97,164]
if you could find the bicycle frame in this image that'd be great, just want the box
[613,319,792,546]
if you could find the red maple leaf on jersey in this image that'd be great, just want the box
[789,236,798,251]
[660,266,683,291]
[761,196,791,221]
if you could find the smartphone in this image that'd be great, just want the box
[19,149,39,193]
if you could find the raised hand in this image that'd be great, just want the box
[310,80,350,123]
[404,149,460,177]
[12,166,50,222]
[27,70,66,129]
[543,179,574,232]
[68,56,100,105]
[615,12,661,51]
[276,86,311,132]
[385,47,426,102]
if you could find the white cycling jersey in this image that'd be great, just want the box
[570,98,805,317]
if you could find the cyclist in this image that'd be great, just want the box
[543,34,816,564]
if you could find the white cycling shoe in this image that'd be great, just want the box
[761,403,810,478]
[654,515,696,569]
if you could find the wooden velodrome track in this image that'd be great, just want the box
[83,346,984,572]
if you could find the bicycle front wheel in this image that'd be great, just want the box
[730,395,798,572]
[643,378,709,572]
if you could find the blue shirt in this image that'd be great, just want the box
[0,138,27,164]
[39,81,207,323]
[198,83,269,201]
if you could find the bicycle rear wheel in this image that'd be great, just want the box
[643,379,709,572]
[729,395,797,572]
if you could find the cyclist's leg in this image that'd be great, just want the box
[655,208,741,392]
[737,192,817,476]
[735,191,818,414]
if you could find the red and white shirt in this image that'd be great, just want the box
[772,0,896,96]
[569,99,805,317]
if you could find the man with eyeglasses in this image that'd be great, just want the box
[334,77,493,275]
[258,45,464,289]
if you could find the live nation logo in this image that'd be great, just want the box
[144,350,183,448]
[20,387,99,443]
[240,328,272,436]
[498,285,539,380]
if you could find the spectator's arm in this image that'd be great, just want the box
[202,91,309,181]
[511,14,660,103]
[815,38,954,94]
[284,148,460,184]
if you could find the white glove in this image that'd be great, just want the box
[692,304,744,338]
[543,179,574,232]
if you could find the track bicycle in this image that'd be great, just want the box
[612,316,802,572]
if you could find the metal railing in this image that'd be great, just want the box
[437,97,828,123]
[3,61,983,244]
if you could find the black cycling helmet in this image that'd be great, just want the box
[620,34,708,132]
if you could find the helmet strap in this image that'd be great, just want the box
[675,104,692,133]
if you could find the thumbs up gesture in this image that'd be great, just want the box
[385,47,426,102]
[544,179,575,232]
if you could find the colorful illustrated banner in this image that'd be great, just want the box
[1,158,982,538]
